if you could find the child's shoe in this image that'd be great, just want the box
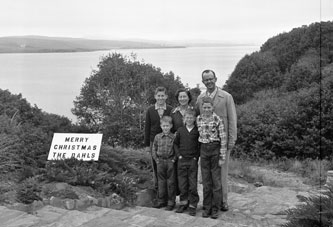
[211,208,219,219]
[165,205,175,211]
[220,202,229,211]
[175,205,187,213]
[202,209,211,218]
[188,207,196,216]
[152,203,167,209]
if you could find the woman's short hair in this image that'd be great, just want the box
[175,88,192,104]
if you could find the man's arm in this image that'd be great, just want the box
[218,117,227,161]
[227,94,237,150]
[195,94,202,116]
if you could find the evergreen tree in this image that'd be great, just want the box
[72,52,184,147]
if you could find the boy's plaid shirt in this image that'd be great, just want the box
[152,132,175,160]
[196,112,227,158]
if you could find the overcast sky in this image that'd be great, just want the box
[1,0,332,44]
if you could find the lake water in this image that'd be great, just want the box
[0,46,259,122]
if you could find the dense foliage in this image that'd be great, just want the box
[0,89,75,179]
[0,88,154,204]
[224,21,332,104]
[0,89,77,203]
[282,186,333,227]
[72,53,184,147]
[224,21,333,160]
[234,70,333,160]
[45,147,152,204]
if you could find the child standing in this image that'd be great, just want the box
[144,87,173,192]
[152,116,176,210]
[196,96,227,219]
[173,109,200,216]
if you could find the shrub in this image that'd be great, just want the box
[45,146,152,204]
[283,185,333,227]
[45,158,99,185]
[16,177,42,204]
[233,75,333,161]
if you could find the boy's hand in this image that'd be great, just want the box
[218,157,225,166]
[219,151,226,167]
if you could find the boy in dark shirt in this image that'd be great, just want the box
[152,116,176,210]
[144,87,173,192]
[173,109,200,216]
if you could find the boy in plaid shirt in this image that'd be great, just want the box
[152,116,176,210]
[196,96,227,219]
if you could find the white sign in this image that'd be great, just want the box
[48,133,103,161]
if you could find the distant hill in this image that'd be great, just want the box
[125,38,257,47]
[0,35,185,53]
[223,21,333,104]
[221,21,333,161]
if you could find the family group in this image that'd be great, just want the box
[144,69,237,219]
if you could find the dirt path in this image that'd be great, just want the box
[248,165,318,191]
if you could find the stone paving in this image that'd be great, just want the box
[0,166,320,227]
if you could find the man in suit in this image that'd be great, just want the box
[196,69,237,211]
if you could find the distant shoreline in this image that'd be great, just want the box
[0,46,188,54]
[0,44,259,54]
[0,35,258,54]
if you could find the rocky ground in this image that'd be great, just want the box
[0,166,321,227]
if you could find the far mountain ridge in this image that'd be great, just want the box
[0,35,254,53]
[0,35,185,53]
[106,37,257,47]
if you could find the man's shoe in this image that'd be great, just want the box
[211,209,219,219]
[202,209,211,218]
[165,205,175,211]
[152,203,167,209]
[221,202,229,211]
[188,207,196,216]
[175,205,187,213]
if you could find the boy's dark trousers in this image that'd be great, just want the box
[200,142,222,212]
[156,159,176,206]
[149,144,158,191]
[177,157,199,207]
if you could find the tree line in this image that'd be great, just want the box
[223,21,333,160]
